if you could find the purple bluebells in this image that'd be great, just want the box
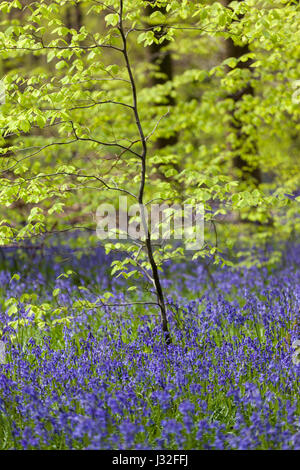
[0,242,299,449]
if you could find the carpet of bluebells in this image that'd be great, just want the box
[0,242,299,450]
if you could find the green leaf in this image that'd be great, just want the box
[105,13,119,27]
[53,288,60,298]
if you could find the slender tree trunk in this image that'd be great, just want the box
[119,0,171,345]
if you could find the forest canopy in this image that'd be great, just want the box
[0,0,299,268]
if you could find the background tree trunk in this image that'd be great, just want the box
[66,2,83,41]
[144,1,180,188]
[145,3,177,150]
[222,0,261,186]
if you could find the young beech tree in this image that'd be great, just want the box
[0,0,299,342]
